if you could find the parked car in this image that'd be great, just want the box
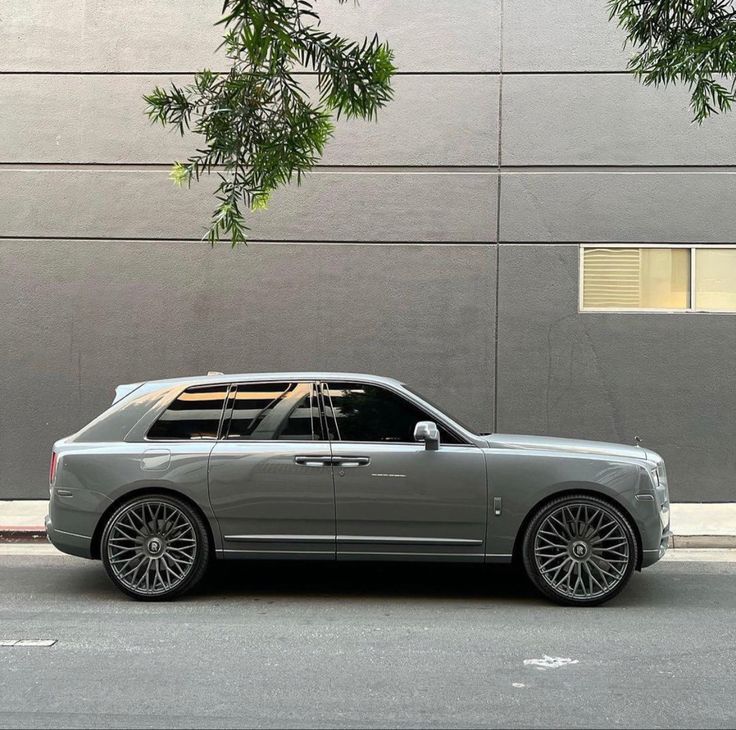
[46,372,671,605]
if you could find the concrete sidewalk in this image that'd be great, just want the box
[1,500,735,548]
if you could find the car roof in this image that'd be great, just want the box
[142,372,405,389]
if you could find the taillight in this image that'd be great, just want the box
[49,451,58,485]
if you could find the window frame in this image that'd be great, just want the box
[221,380,327,443]
[318,380,475,447]
[579,243,736,315]
[145,379,477,447]
[145,383,231,442]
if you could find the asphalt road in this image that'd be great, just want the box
[1,547,735,729]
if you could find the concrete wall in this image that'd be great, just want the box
[0,0,733,500]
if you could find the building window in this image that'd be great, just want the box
[580,246,736,312]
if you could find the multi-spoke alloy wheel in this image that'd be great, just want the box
[522,495,638,606]
[101,495,210,600]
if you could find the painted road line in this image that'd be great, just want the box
[523,656,579,670]
[0,640,57,647]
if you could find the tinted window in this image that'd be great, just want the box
[225,382,323,441]
[148,385,227,441]
[323,383,463,444]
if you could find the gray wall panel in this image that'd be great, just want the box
[256,172,497,242]
[0,240,496,499]
[503,74,736,166]
[500,172,736,242]
[0,75,194,163]
[496,244,736,502]
[317,0,501,72]
[321,75,499,166]
[0,170,497,241]
[0,74,498,166]
[0,169,215,240]
[503,0,628,71]
[2,0,499,72]
[1,0,222,72]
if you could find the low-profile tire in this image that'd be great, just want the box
[522,494,639,607]
[101,494,211,601]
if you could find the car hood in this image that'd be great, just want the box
[485,433,652,461]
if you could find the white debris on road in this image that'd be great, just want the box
[524,655,579,670]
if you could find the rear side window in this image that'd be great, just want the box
[224,382,323,441]
[147,385,228,441]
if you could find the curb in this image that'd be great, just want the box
[669,534,736,549]
[0,527,48,543]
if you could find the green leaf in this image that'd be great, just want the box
[145,0,395,246]
[609,0,736,123]
[168,162,190,187]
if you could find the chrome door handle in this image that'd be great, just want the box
[294,455,332,467]
[332,456,370,467]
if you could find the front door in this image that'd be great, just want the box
[321,381,487,560]
[208,381,336,558]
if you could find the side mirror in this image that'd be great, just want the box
[413,420,440,451]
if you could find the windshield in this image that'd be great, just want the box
[402,385,479,436]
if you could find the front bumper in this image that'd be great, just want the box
[641,527,671,568]
[45,513,93,559]
[639,496,671,569]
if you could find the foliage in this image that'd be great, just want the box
[145,0,395,245]
[610,0,736,123]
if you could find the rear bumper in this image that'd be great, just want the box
[45,514,93,559]
[46,485,111,559]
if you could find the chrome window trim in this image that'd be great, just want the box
[337,535,483,545]
[141,377,479,445]
[224,535,483,546]
[335,551,486,558]
[222,549,335,555]
[224,534,335,543]
[319,379,477,447]
[223,380,322,443]
[144,382,231,442]
[145,380,333,444]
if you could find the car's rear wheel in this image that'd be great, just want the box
[522,494,638,606]
[101,494,210,601]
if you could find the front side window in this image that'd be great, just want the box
[225,382,323,441]
[148,385,228,440]
[581,246,736,312]
[322,382,463,444]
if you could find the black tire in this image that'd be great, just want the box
[101,493,211,601]
[522,494,638,607]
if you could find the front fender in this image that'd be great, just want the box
[482,449,659,559]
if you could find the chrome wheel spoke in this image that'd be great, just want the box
[107,501,198,596]
[534,501,631,600]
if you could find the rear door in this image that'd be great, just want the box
[321,381,487,561]
[208,381,336,558]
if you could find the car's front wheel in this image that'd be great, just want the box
[522,494,638,606]
[101,494,211,601]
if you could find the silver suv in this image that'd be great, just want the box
[46,372,671,605]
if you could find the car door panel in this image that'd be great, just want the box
[331,442,487,559]
[208,382,336,559]
[208,441,335,557]
[321,381,487,560]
